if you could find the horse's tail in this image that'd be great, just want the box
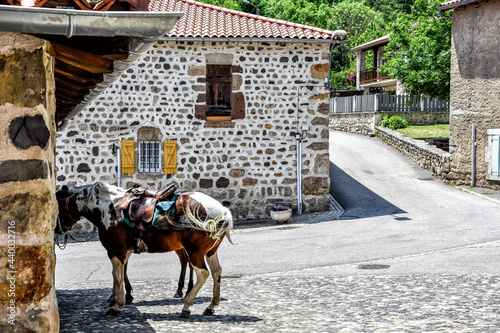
[167,203,234,244]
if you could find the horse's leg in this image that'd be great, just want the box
[180,254,209,318]
[106,251,132,316]
[203,251,222,316]
[124,262,134,304]
[186,261,194,297]
[174,249,187,298]
[108,262,133,304]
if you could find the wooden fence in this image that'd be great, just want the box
[331,94,449,113]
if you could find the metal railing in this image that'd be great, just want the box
[331,94,449,114]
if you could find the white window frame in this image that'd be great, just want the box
[138,141,161,173]
[486,129,500,181]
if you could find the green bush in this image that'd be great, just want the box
[380,116,409,130]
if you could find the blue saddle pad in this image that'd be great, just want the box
[151,193,179,229]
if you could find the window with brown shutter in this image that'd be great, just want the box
[206,64,232,120]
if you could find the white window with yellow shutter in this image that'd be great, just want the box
[121,139,177,175]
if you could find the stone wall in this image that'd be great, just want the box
[448,1,500,187]
[329,111,449,135]
[376,126,452,180]
[0,33,59,332]
[56,40,331,220]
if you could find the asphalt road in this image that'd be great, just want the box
[55,130,500,332]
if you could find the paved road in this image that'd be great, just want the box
[55,130,500,332]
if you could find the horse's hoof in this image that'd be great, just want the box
[106,308,119,316]
[109,300,116,307]
[173,291,183,298]
[180,310,191,318]
[203,308,215,316]
[126,295,134,304]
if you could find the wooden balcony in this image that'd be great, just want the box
[359,68,391,84]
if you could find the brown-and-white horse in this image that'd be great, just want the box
[56,182,233,317]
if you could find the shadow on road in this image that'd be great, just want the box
[330,162,406,219]
[57,288,261,332]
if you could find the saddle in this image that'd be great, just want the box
[120,184,176,229]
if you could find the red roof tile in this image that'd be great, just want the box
[149,0,336,40]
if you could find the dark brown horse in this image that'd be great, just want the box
[56,182,233,317]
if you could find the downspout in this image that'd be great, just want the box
[117,146,122,188]
[296,131,303,215]
[438,8,453,21]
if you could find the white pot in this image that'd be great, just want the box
[270,209,291,224]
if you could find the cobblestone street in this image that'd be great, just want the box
[57,274,500,332]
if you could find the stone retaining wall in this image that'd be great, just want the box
[329,111,449,135]
[375,126,452,180]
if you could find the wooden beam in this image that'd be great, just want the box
[54,60,103,85]
[48,42,115,74]
[55,75,96,91]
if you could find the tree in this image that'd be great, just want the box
[379,0,452,99]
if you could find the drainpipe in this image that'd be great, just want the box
[296,132,303,215]
[117,147,122,188]
[472,123,476,187]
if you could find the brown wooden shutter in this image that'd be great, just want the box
[121,140,135,174]
[231,91,245,119]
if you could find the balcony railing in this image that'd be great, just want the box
[359,68,391,84]
[330,94,450,114]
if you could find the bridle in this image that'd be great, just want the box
[58,195,80,233]
[55,193,96,249]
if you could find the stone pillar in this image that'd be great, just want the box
[0,32,59,332]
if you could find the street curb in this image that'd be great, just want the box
[457,186,500,204]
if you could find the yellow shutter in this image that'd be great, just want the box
[121,140,135,174]
[163,140,177,174]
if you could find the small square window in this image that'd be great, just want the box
[138,141,161,173]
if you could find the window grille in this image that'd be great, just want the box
[138,141,161,173]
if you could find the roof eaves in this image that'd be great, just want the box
[439,0,482,11]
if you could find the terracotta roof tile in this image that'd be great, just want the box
[149,0,336,40]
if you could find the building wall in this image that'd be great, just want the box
[56,40,332,220]
[448,1,500,186]
[0,33,59,332]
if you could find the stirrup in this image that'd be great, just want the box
[134,238,148,254]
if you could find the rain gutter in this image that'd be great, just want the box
[160,33,348,45]
[0,5,183,125]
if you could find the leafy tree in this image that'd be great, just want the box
[196,0,242,11]
[379,0,452,99]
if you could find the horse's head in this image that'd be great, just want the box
[55,185,81,234]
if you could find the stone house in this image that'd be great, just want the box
[439,0,500,187]
[56,0,347,220]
